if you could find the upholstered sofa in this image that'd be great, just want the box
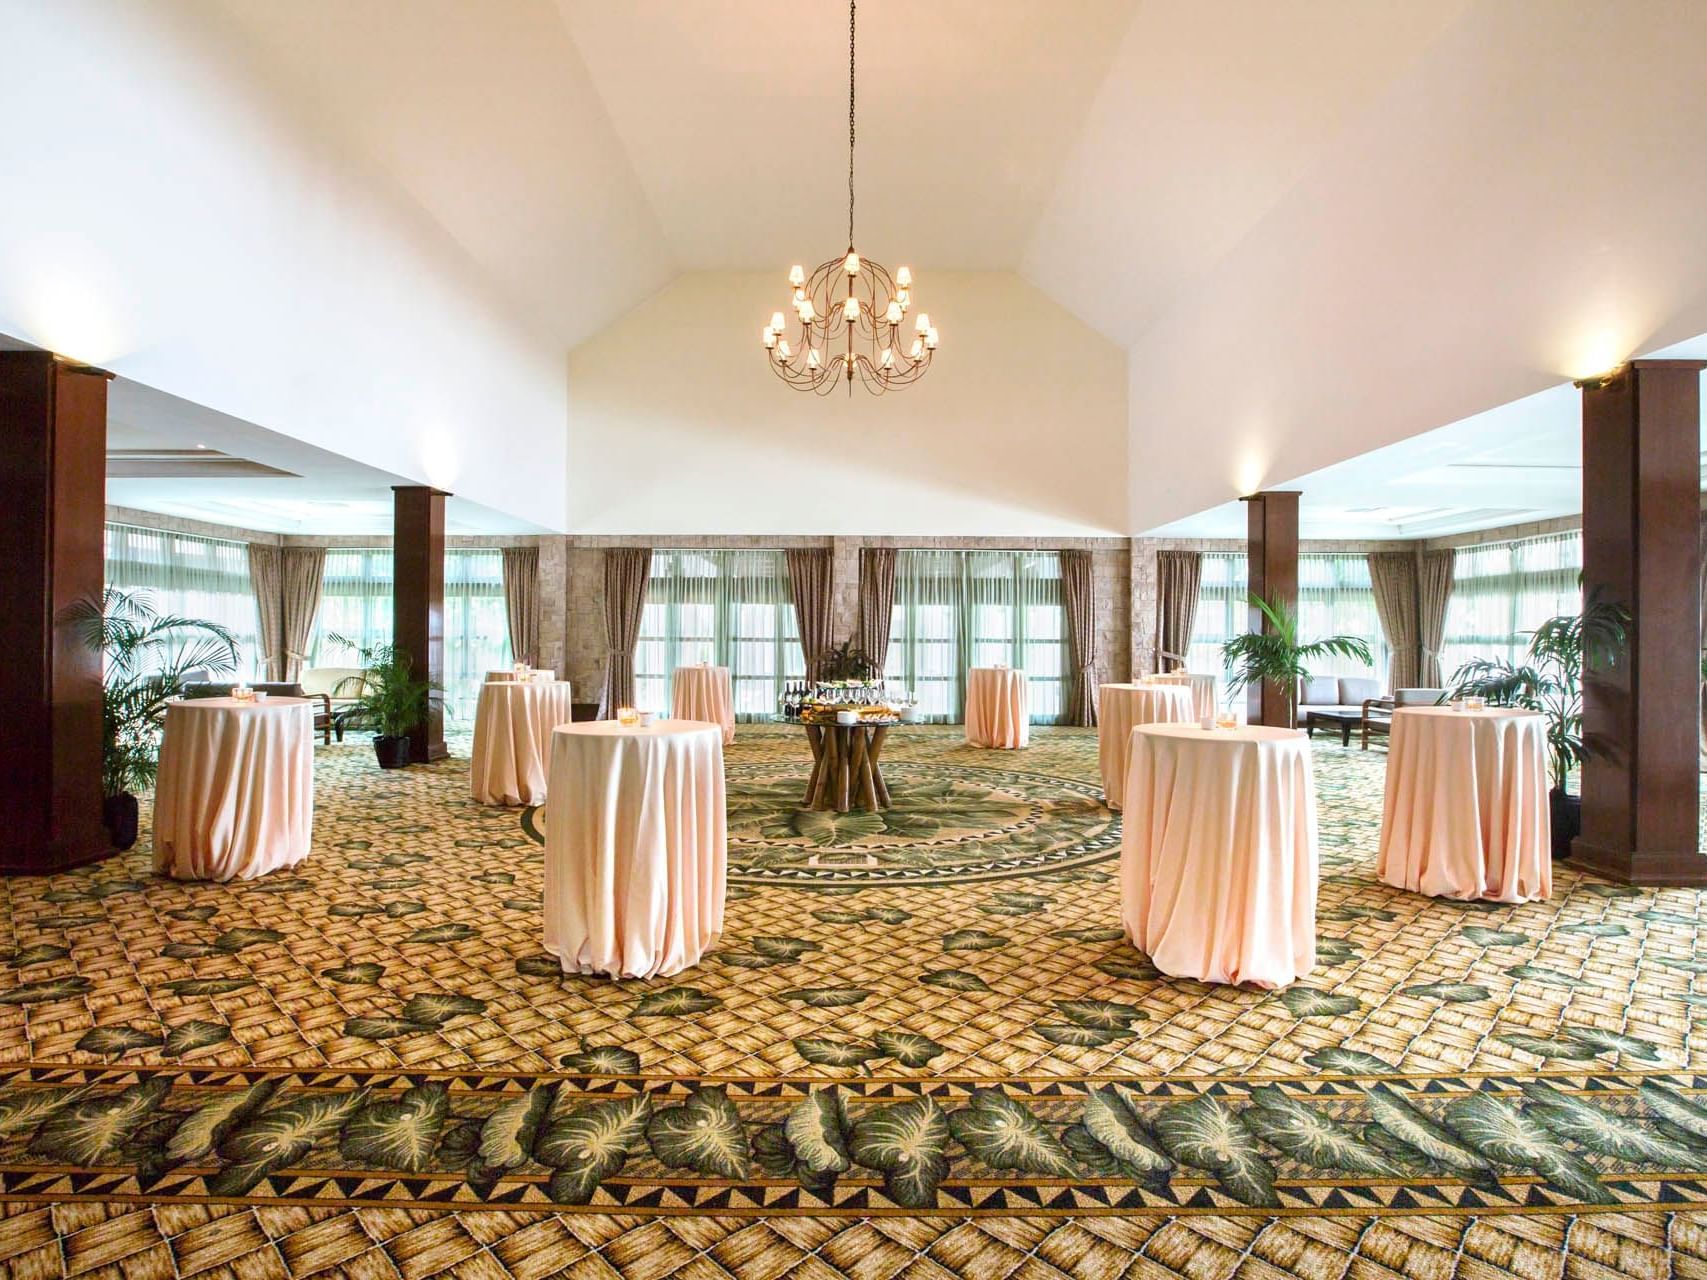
[1296,675,1383,743]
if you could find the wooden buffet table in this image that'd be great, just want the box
[783,717,902,813]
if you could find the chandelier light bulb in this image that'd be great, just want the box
[768,312,784,333]
[793,287,806,304]
[843,296,860,321]
[777,338,792,360]
[914,312,930,334]
[798,298,816,322]
[762,327,776,348]
[910,337,923,358]
[896,266,912,287]
[925,326,938,349]
[884,300,903,324]
[789,265,806,287]
[896,288,909,308]
[880,347,894,368]
[844,250,860,276]
[807,347,822,369]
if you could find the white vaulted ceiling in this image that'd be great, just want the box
[8,0,1707,535]
[554,0,1136,270]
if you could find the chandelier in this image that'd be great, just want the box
[761,0,937,395]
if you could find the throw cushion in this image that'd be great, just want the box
[1300,676,1339,706]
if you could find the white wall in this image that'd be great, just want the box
[1121,0,1707,533]
[0,0,569,530]
[567,272,1127,535]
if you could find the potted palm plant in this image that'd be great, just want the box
[1449,592,1629,859]
[1221,594,1374,730]
[70,587,240,849]
[821,639,878,681]
[329,635,443,769]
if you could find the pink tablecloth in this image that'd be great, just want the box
[153,697,315,882]
[1151,672,1218,721]
[1098,683,1196,808]
[1377,707,1551,903]
[672,666,735,745]
[966,668,1029,749]
[470,680,576,805]
[543,721,727,979]
[1120,723,1317,988]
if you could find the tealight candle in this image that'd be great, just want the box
[617,706,639,727]
[1215,710,1237,730]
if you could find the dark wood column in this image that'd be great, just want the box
[1242,490,1300,727]
[1574,359,1705,885]
[0,352,111,873]
[392,486,449,763]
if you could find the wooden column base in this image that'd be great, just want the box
[1571,840,1706,887]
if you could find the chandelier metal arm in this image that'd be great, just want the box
[759,0,938,396]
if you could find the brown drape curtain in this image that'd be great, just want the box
[1155,550,1202,671]
[249,544,324,681]
[1366,551,1420,691]
[857,547,897,677]
[246,545,285,681]
[1060,549,1098,726]
[785,547,834,680]
[279,548,325,681]
[599,548,652,717]
[1417,548,1456,688]
[501,546,541,668]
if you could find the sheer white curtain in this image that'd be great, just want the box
[103,523,262,677]
[634,549,804,720]
[445,550,510,721]
[307,547,509,723]
[1440,532,1582,677]
[1298,554,1387,681]
[885,550,1066,724]
[1186,551,1386,683]
[1186,553,1247,676]
[310,548,392,665]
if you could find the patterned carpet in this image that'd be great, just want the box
[4,724,1707,1278]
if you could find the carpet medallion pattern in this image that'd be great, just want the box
[5,725,1707,1276]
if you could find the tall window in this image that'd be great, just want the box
[445,550,511,721]
[1186,553,1247,676]
[1297,554,1387,680]
[103,523,262,677]
[1186,552,1386,683]
[885,550,1067,724]
[1440,531,1582,678]
[311,549,392,665]
[311,547,511,722]
[634,550,803,720]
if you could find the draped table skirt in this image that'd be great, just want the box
[1097,683,1196,808]
[965,668,1030,749]
[1120,723,1318,988]
[671,666,736,745]
[153,697,315,882]
[1151,672,1218,721]
[470,680,576,805]
[543,720,727,979]
[1378,707,1551,903]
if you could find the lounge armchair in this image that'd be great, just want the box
[1360,688,1449,749]
[180,680,335,744]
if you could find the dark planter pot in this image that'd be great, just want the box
[1550,786,1581,860]
[103,792,140,851]
[373,735,413,769]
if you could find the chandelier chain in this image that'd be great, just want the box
[848,0,856,247]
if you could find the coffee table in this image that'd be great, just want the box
[1303,707,1362,746]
